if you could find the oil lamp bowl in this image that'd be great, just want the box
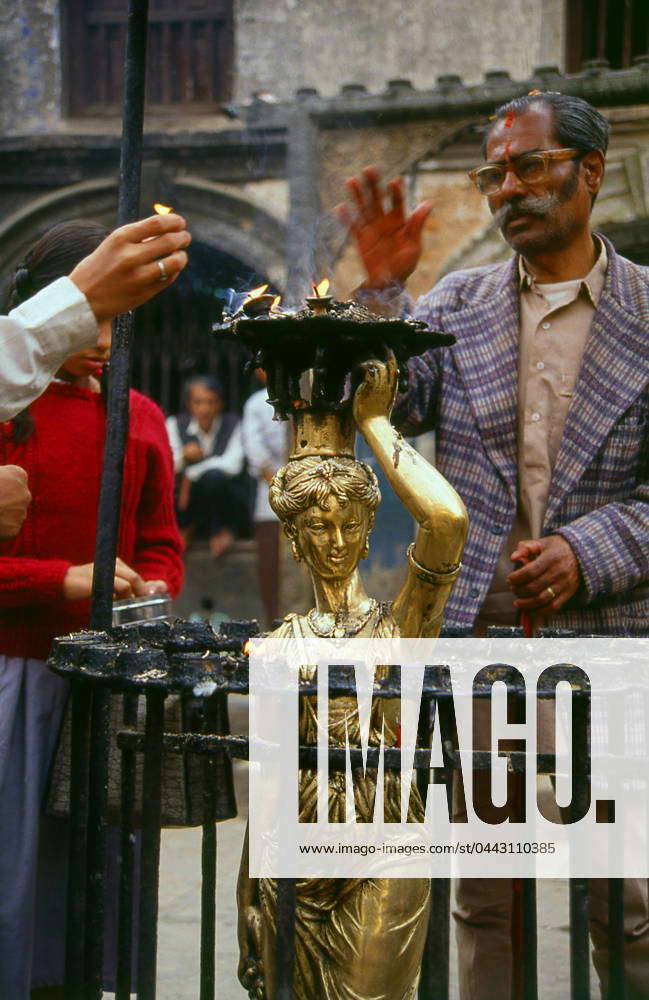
[305,294,334,314]
[212,298,454,419]
[242,293,277,317]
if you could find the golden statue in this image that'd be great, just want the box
[237,354,468,1000]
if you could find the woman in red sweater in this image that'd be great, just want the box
[0,220,184,999]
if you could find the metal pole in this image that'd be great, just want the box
[570,686,591,1000]
[419,879,450,1000]
[570,879,590,999]
[200,695,218,1000]
[64,682,92,998]
[417,694,451,1000]
[76,5,149,995]
[90,0,150,630]
[608,878,626,999]
[84,688,112,997]
[521,879,538,1000]
[275,879,297,999]
[116,693,139,1000]
[137,691,165,1000]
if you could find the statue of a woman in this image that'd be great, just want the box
[238,356,468,1000]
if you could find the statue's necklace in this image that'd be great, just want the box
[307,599,378,639]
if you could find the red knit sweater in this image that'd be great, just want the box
[0,382,184,659]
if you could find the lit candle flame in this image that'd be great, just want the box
[312,278,330,298]
[271,295,282,312]
[243,640,251,656]
[242,284,269,305]
[153,203,173,215]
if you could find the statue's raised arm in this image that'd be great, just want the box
[353,353,468,637]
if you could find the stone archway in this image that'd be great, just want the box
[0,175,287,296]
[0,176,288,413]
[0,179,119,296]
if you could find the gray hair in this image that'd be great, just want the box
[483,92,610,156]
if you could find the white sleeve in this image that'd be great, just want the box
[242,394,286,479]
[0,277,99,420]
[184,423,245,481]
[165,416,185,474]
[242,396,266,479]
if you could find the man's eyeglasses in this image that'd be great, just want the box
[468,148,580,196]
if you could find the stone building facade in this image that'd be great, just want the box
[1,1,648,410]
[2,0,566,134]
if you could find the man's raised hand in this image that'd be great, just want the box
[336,166,431,289]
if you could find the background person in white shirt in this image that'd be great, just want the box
[166,375,250,558]
[241,368,287,626]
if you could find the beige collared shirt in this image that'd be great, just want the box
[479,239,608,627]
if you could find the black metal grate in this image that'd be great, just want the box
[566,0,649,73]
[63,0,234,116]
[46,623,636,999]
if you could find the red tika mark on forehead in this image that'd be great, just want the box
[505,141,512,156]
[504,110,515,128]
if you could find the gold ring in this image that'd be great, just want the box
[545,586,556,601]
[156,259,168,282]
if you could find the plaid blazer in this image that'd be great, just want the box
[394,237,649,635]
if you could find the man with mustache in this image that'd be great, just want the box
[339,92,649,998]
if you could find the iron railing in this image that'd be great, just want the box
[46,620,636,1000]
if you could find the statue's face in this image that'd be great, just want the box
[294,496,369,579]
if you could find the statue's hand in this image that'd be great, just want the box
[240,957,265,1000]
[238,904,266,999]
[353,352,399,427]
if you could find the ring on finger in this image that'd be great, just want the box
[544,585,556,601]
[156,259,168,282]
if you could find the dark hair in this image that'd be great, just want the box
[482,92,611,156]
[7,219,108,441]
[7,219,108,310]
[183,375,224,404]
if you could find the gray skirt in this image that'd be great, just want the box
[0,654,69,995]
[0,654,138,996]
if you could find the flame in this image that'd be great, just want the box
[243,639,251,656]
[271,295,282,312]
[243,284,269,304]
[312,278,330,298]
[153,203,173,215]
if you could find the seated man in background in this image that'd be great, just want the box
[166,375,250,558]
